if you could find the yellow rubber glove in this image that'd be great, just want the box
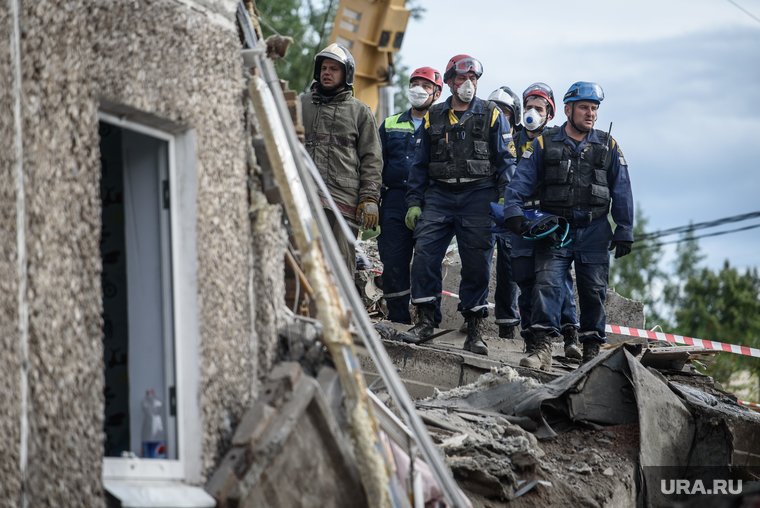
[356,199,379,230]
[498,197,505,205]
[405,206,422,230]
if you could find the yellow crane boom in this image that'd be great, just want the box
[328,0,410,112]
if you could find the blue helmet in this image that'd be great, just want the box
[563,82,604,105]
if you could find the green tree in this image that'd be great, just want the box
[392,54,411,111]
[660,228,704,327]
[674,262,760,392]
[257,0,339,93]
[610,206,666,325]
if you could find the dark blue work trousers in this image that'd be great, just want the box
[378,189,441,324]
[411,184,497,318]
[531,219,612,342]
[511,234,578,331]
[494,232,519,327]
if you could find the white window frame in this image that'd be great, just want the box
[99,110,203,483]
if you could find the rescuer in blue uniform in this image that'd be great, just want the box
[485,86,521,341]
[401,55,517,355]
[378,67,443,324]
[511,83,581,364]
[504,82,634,368]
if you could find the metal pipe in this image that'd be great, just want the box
[11,0,30,504]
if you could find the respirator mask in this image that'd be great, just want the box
[407,86,432,108]
[455,79,476,103]
[523,108,546,131]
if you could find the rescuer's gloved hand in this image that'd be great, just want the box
[356,199,379,230]
[505,216,530,236]
[405,206,422,230]
[609,241,633,259]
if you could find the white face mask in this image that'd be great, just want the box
[407,86,431,108]
[523,108,546,131]
[455,79,476,103]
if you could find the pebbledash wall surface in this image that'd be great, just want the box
[1,0,285,505]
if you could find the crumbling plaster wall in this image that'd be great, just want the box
[0,2,23,503]
[175,0,237,26]
[245,99,287,383]
[0,0,283,505]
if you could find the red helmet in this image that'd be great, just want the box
[443,54,483,83]
[522,82,555,117]
[410,67,443,90]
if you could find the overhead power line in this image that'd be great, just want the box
[727,0,760,25]
[634,222,760,251]
[636,210,760,241]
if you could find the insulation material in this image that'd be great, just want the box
[431,365,542,401]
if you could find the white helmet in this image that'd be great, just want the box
[488,86,521,127]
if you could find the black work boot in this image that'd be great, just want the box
[463,315,488,355]
[520,330,552,371]
[581,338,603,364]
[400,304,435,343]
[521,329,536,354]
[562,326,582,360]
[499,324,517,340]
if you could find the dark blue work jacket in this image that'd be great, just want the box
[379,109,422,191]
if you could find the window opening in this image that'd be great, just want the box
[99,121,177,460]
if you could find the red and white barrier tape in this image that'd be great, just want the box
[606,325,760,359]
[738,400,760,408]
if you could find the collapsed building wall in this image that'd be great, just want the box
[0,0,285,505]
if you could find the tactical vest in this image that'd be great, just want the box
[540,126,611,220]
[427,100,498,190]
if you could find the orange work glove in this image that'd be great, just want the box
[356,199,379,230]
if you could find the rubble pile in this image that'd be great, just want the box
[431,366,542,400]
[415,365,636,506]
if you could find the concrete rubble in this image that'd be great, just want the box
[209,288,760,507]
[358,327,760,507]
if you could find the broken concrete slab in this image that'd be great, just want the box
[358,339,558,399]
[604,288,646,345]
[206,363,367,508]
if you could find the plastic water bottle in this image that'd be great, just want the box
[141,390,166,459]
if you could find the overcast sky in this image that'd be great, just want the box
[399,0,760,273]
